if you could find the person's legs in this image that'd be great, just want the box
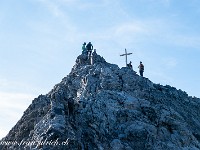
[140,70,143,77]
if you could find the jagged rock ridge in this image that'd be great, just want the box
[1,51,200,150]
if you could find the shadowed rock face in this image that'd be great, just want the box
[1,52,200,150]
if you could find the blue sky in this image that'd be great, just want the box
[0,0,200,139]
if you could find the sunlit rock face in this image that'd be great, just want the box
[1,52,200,150]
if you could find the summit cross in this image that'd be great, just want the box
[120,49,132,67]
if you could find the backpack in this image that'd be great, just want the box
[86,43,93,50]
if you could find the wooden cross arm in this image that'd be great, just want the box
[120,53,132,56]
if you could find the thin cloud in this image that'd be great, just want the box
[148,70,174,86]
[106,20,160,45]
[162,57,178,69]
[64,0,119,10]
[140,0,171,7]
[165,34,200,49]
[115,22,146,36]
[112,18,200,50]
[37,0,65,17]
[0,78,44,94]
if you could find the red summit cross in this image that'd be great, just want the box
[120,49,132,67]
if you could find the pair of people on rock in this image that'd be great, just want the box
[127,61,144,77]
[82,42,93,56]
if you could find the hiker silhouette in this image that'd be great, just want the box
[86,42,93,56]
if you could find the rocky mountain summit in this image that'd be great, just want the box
[1,51,200,150]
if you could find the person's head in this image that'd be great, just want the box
[140,61,142,64]
[130,61,132,64]
[83,42,86,45]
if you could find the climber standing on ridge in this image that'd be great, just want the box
[138,61,144,77]
[82,42,87,55]
[86,42,93,56]
[127,61,133,69]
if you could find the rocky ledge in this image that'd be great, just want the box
[1,52,200,150]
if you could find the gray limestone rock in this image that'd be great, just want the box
[1,52,200,150]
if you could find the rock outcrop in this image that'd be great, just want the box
[1,51,200,150]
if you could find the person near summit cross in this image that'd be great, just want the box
[86,42,93,56]
[138,61,144,77]
[82,42,87,55]
[127,61,133,69]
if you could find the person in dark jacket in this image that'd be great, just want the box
[138,61,144,77]
[127,61,132,69]
[86,42,93,56]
